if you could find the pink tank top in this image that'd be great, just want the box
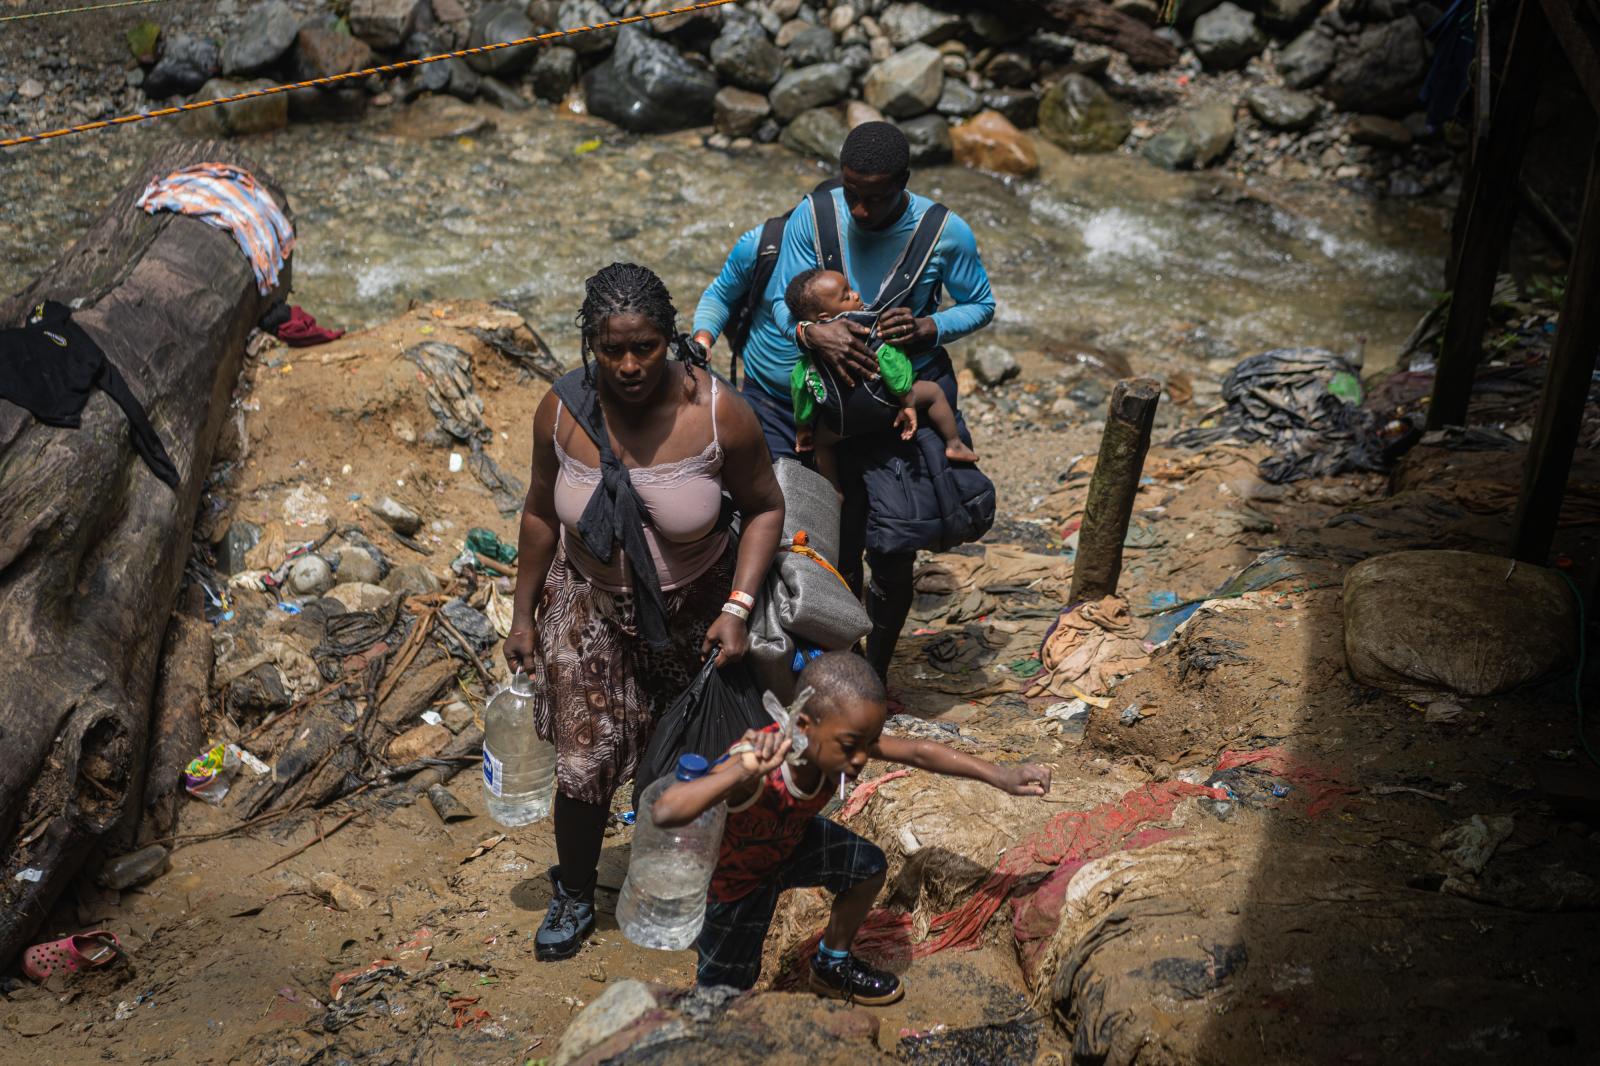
[552,378,729,592]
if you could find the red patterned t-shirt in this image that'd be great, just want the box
[708,725,834,903]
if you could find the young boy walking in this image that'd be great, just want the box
[650,652,1051,1003]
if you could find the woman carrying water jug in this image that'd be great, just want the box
[502,262,785,962]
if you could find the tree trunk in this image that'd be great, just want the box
[0,140,289,966]
[1069,378,1161,605]
[137,612,213,846]
[1006,0,1180,70]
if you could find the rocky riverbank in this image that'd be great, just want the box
[1,0,1457,195]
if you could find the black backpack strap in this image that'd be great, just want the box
[727,212,789,387]
[866,202,950,314]
[808,186,846,274]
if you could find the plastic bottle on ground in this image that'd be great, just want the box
[481,670,556,827]
[616,754,726,951]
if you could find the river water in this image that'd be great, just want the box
[0,105,1448,382]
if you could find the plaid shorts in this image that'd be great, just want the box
[695,816,886,990]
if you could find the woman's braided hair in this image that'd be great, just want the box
[575,262,706,386]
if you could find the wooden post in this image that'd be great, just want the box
[1511,136,1600,563]
[1428,0,1550,430]
[1069,378,1160,605]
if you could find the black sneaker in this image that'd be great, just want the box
[535,866,595,962]
[808,951,904,1006]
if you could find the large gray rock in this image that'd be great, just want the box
[769,62,851,121]
[466,2,535,76]
[531,45,579,101]
[1277,27,1335,88]
[1244,85,1317,130]
[145,34,220,98]
[384,562,443,597]
[711,22,785,90]
[863,43,943,118]
[479,73,532,110]
[937,77,982,117]
[182,77,289,135]
[715,85,771,136]
[372,495,422,535]
[1323,17,1427,115]
[786,24,837,66]
[333,545,383,586]
[984,50,1034,88]
[558,0,616,54]
[1257,0,1321,35]
[553,981,661,1066]
[1038,73,1130,153]
[1192,2,1266,71]
[969,345,1019,386]
[1143,100,1235,169]
[878,2,964,47]
[221,0,300,76]
[350,0,420,51]
[584,25,718,132]
[898,112,952,165]
[781,106,849,162]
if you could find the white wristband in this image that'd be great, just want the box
[721,601,750,621]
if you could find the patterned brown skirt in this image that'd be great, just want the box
[531,542,735,806]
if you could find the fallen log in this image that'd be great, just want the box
[0,141,289,965]
[1005,0,1180,69]
[137,612,213,846]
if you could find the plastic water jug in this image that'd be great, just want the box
[481,670,556,827]
[616,754,725,950]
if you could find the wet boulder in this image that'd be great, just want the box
[1038,74,1131,153]
[970,345,1020,386]
[144,34,220,98]
[711,21,785,90]
[985,88,1040,129]
[532,45,580,101]
[1322,17,1427,115]
[787,24,838,66]
[714,85,771,137]
[899,113,952,166]
[770,62,851,122]
[220,0,300,76]
[465,2,535,77]
[1244,85,1317,131]
[1277,26,1335,88]
[951,110,1038,176]
[350,0,421,51]
[584,26,718,133]
[984,50,1035,89]
[479,74,531,111]
[781,106,849,162]
[1143,100,1235,169]
[1192,2,1266,71]
[559,0,617,54]
[937,77,982,118]
[878,1,964,47]
[863,43,944,118]
[1349,113,1412,150]
[182,77,289,135]
[1257,0,1322,35]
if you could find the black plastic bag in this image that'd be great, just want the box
[632,652,768,813]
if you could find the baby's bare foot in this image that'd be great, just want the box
[945,441,979,463]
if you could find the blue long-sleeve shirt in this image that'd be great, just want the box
[693,189,995,400]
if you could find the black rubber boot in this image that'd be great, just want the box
[536,865,596,962]
[809,951,904,1006]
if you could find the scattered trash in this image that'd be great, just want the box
[449,451,464,473]
[460,834,506,865]
[1424,699,1465,723]
[14,867,43,883]
[426,783,474,823]
[1027,596,1149,699]
[98,844,170,891]
[465,526,518,566]
[311,871,377,912]
[183,742,241,804]
[22,931,123,983]
[1119,702,1144,726]
[1434,814,1515,876]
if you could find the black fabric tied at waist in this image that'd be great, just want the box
[552,367,671,649]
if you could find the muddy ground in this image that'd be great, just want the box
[3,278,1600,1065]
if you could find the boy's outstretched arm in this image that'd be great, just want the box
[871,736,1052,796]
[652,730,792,828]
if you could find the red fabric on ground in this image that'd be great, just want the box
[1216,747,1357,817]
[276,306,344,347]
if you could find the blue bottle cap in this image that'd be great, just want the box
[675,753,710,781]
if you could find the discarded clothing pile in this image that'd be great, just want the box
[913,543,1072,623]
[1026,596,1149,700]
[260,302,344,347]
[0,301,179,487]
[1171,348,1384,483]
[136,162,294,296]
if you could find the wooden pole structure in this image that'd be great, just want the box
[1428,0,1550,430]
[1069,378,1160,605]
[1511,136,1600,563]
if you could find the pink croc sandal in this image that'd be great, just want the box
[22,930,122,982]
